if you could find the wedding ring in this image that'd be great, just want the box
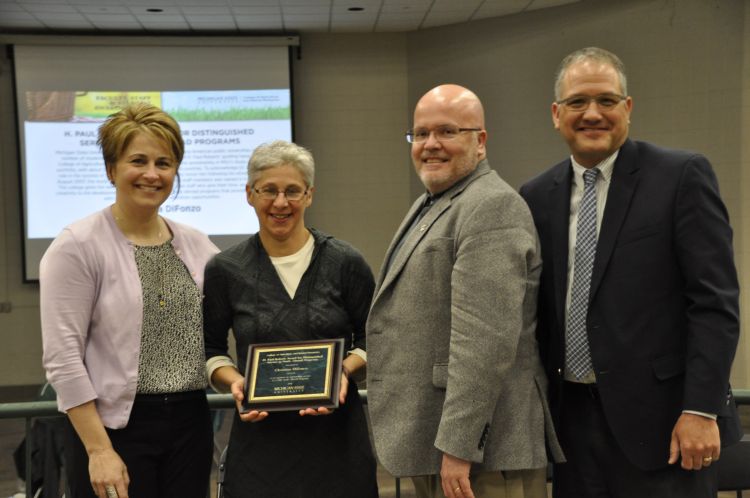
[703,456,713,463]
[105,485,118,498]
[454,486,461,493]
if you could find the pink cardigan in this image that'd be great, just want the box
[40,207,219,429]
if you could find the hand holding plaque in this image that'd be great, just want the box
[241,338,345,413]
[230,377,269,423]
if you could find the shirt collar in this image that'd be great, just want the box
[570,150,618,184]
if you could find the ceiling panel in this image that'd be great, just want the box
[85,13,138,23]
[382,0,431,7]
[133,13,187,22]
[285,14,328,22]
[89,21,139,29]
[332,13,377,22]
[70,0,126,4]
[431,0,480,12]
[18,3,78,13]
[230,6,280,14]
[280,0,330,5]
[125,3,177,9]
[234,13,281,20]
[1,10,35,18]
[34,11,89,21]
[181,6,232,14]
[228,0,279,5]
[236,21,283,29]
[378,10,422,19]
[283,5,328,15]
[0,0,581,33]
[379,3,426,11]
[76,5,131,14]
[184,14,234,22]
[333,0,380,8]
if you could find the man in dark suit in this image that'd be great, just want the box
[520,47,741,498]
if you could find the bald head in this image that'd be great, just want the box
[410,84,488,194]
[415,84,485,129]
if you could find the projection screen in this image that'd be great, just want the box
[13,41,294,280]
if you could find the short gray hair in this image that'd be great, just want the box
[554,47,628,100]
[247,140,315,187]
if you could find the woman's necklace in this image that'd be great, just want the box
[155,254,166,307]
[112,205,164,246]
[116,206,170,308]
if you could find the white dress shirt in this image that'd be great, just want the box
[564,151,617,382]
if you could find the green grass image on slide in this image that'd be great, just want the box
[168,107,291,121]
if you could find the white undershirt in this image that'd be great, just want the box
[269,234,315,299]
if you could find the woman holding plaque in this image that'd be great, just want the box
[40,103,218,498]
[204,140,378,498]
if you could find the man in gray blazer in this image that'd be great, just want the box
[366,84,563,498]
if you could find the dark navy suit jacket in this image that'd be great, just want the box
[519,139,742,471]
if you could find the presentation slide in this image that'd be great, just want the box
[13,42,294,280]
[24,89,291,239]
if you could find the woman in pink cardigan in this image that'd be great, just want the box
[40,103,218,498]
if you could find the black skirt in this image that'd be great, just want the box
[223,381,379,498]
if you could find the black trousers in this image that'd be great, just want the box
[553,381,718,498]
[64,390,213,498]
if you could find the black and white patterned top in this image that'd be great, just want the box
[134,240,206,393]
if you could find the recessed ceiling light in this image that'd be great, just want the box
[347,7,364,11]
[146,8,164,13]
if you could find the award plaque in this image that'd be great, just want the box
[241,338,345,413]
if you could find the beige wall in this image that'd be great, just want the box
[0,0,748,388]
[737,0,750,387]
[0,50,46,385]
[292,34,411,271]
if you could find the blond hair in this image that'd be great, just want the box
[98,102,184,177]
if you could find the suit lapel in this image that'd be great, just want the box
[589,140,640,299]
[373,161,491,302]
[379,195,451,291]
[373,194,426,296]
[549,162,573,330]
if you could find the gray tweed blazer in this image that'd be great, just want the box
[366,160,564,477]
